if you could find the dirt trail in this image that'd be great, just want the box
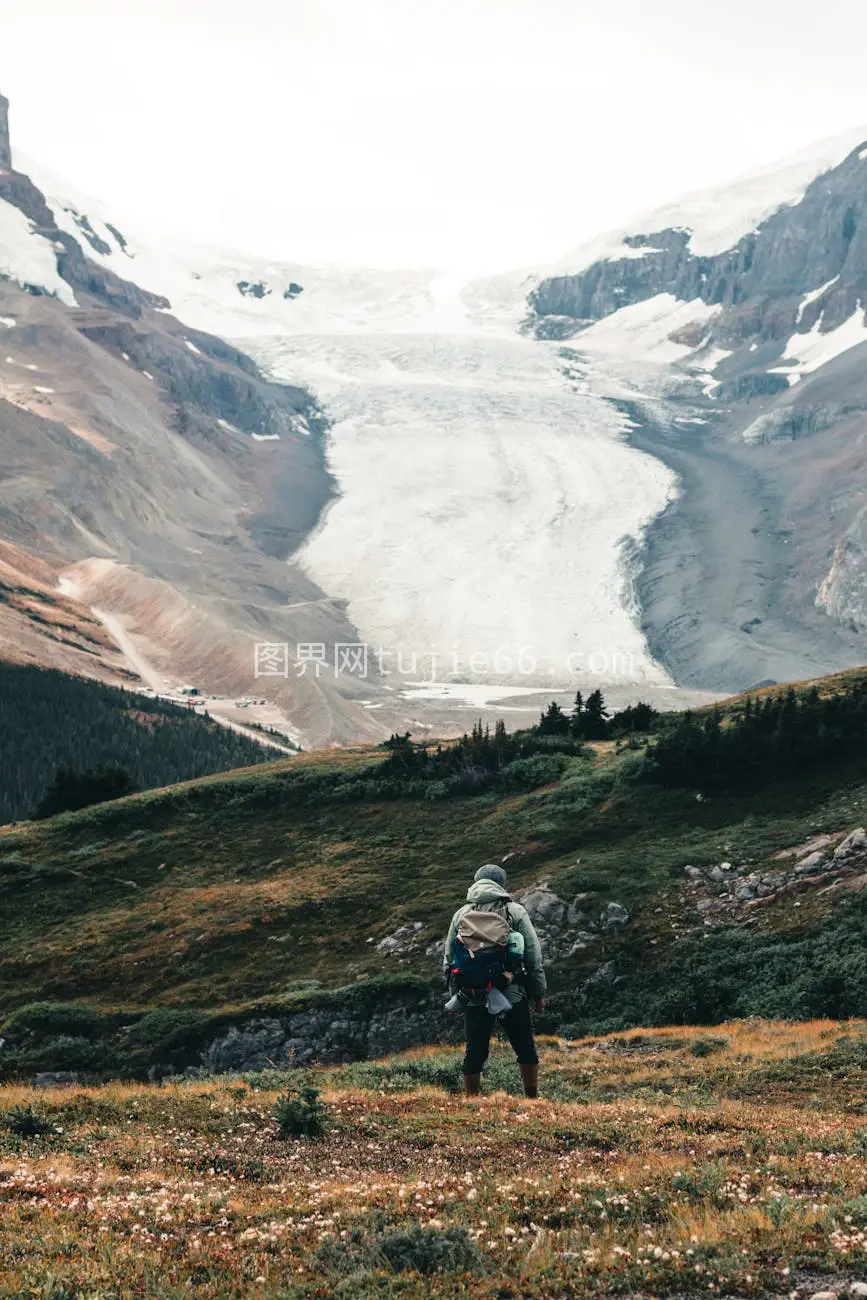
[88,605,297,755]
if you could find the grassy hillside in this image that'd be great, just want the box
[0,662,277,823]
[2,666,867,1075]
[2,1020,866,1297]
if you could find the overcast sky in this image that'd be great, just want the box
[2,0,867,270]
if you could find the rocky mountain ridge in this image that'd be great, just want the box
[0,92,397,745]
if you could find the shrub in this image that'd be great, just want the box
[690,1036,729,1058]
[842,1195,867,1225]
[273,1081,328,1138]
[0,1002,109,1044]
[497,754,569,792]
[124,1008,209,1063]
[376,1225,483,1274]
[3,1104,57,1137]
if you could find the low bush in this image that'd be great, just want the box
[315,1224,484,1277]
[376,1225,483,1274]
[3,1104,57,1137]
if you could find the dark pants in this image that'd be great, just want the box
[462,997,539,1074]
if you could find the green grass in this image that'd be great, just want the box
[2,683,867,1076]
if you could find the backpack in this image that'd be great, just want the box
[450,904,513,1004]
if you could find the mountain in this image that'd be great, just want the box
[0,96,389,748]
[526,128,867,690]
[4,93,867,734]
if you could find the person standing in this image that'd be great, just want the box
[444,864,546,1098]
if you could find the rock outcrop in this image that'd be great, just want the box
[530,142,867,352]
[0,92,10,171]
[198,990,457,1073]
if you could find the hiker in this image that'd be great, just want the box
[444,864,546,1098]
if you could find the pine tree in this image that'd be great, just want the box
[582,690,610,740]
[538,700,570,736]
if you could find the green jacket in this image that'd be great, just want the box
[443,880,547,1005]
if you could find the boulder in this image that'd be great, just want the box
[834,827,867,859]
[794,851,829,876]
[599,902,630,929]
[376,922,425,954]
[794,834,835,858]
[584,960,618,989]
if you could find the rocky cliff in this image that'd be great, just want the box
[0,93,10,170]
[530,139,867,349]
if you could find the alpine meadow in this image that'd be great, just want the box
[3,4,867,1295]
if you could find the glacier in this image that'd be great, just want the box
[252,279,677,685]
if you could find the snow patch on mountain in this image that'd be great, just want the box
[0,196,76,305]
[567,294,720,364]
[796,277,840,324]
[541,125,867,278]
[775,304,867,381]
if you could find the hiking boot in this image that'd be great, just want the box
[463,1073,482,1097]
[519,1064,539,1099]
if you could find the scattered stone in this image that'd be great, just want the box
[684,864,703,879]
[696,898,714,912]
[849,1284,867,1299]
[809,1291,839,1300]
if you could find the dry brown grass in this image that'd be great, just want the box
[1,1019,865,1298]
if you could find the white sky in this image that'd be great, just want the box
[2,0,867,271]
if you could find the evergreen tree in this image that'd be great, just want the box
[537,700,571,736]
[34,765,136,819]
[582,689,610,740]
[609,701,659,737]
[0,663,278,825]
